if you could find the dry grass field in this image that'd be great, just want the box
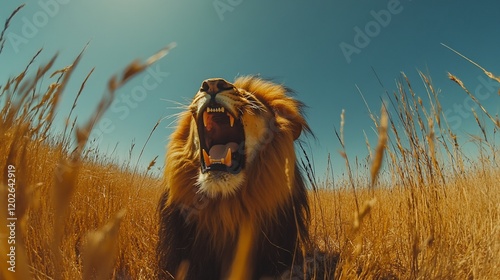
[1,7,499,280]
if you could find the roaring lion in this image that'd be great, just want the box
[157,76,311,279]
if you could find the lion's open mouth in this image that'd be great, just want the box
[197,105,245,173]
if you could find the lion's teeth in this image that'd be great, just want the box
[207,107,225,113]
[228,113,235,127]
[224,148,232,167]
[202,149,211,166]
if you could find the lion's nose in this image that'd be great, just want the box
[201,78,233,95]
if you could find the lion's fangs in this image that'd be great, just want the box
[203,147,232,167]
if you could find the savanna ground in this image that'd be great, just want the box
[1,6,499,280]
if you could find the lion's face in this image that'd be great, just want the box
[189,78,279,197]
[190,79,270,197]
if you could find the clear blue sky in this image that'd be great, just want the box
[1,0,499,177]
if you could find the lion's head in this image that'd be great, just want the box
[158,76,311,279]
[175,76,309,198]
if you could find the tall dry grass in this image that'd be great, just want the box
[0,6,174,280]
[304,64,500,279]
[1,5,499,279]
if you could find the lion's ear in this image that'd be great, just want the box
[274,103,308,140]
[291,121,303,140]
[290,113,309,140]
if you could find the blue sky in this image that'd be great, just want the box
[1,0,499,177]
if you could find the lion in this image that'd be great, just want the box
[157,76,311,279]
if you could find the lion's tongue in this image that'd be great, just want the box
[204,142,239,167]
